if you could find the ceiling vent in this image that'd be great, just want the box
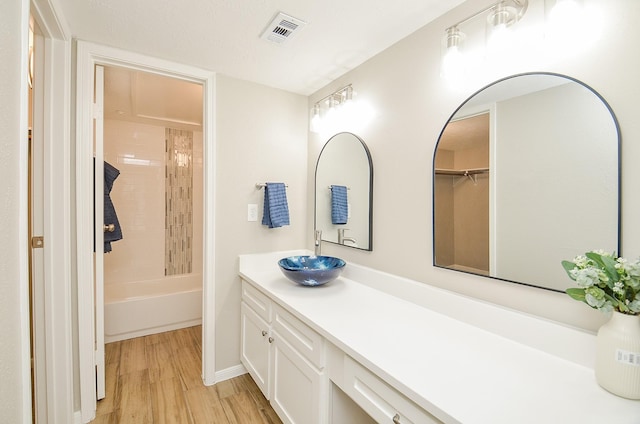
[260,12,307,45]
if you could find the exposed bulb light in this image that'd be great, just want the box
[486,3,524,58]
[310,104,321,133]
[309,84,374,136]
[440,27,466,81]
[440,0,528,82]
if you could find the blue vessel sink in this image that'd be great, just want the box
[278,255,346,287]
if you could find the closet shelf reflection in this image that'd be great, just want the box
[435,167,489,184]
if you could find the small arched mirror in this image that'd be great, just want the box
[433,73,620,292]
[315,132,373,251]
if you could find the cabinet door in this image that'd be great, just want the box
[241,302,271,398]
[270,330,326,424]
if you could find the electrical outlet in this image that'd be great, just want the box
[248,204,258,222]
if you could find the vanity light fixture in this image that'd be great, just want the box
[440,0,528,80]
[310,84,359,134]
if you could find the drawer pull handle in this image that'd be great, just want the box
[261,330,267,336]
[392,413,401,424]
[268,337,274,343]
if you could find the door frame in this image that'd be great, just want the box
[28,0,74,422]
[75,41,217,422]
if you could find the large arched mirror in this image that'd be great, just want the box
[315,132,373,251]
[433,73,620,292]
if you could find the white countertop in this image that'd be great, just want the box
[239,251,640,424]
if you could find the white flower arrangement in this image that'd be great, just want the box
[562,250,640,315]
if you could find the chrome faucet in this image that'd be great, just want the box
[338,228,357,246]
[314,230,322,256]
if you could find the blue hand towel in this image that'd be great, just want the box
[262,182,290,228]
[331,185,348,225]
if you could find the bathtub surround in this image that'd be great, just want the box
[102,120,203,343]
[165,128,194,276]
[103,120,203,286]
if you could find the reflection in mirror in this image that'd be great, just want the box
[315,132,373,251]
[433,73,620,292]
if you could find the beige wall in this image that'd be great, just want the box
[214,74,308,370]
[494,83,617,287]
[0,0,30,422]
[308,0,640,332]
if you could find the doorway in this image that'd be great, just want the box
[101,65,205,344]
[75,42,216,423]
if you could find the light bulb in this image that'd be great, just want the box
[440,27,466,82]
[310,104,322,133]
[441,45,465,81]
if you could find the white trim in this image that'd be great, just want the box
[75,40,97,423]
[202,70,217,386]
[75,41,217,421]
[450,102,497,276]
[214,365,248,384]
[29,0,74,422]
[18,1,33,422]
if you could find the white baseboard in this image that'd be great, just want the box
[105,319,202,344]
[73,410,83,424]
[210,364,247,386]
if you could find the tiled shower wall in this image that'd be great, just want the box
[103,119,203,285]
[165,128,193,276]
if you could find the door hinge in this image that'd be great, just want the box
[31,236,44,249]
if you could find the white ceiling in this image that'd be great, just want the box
[57,0,464,95]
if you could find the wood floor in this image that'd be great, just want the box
[93,325,282,424]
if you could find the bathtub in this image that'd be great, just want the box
[104,274,202,343]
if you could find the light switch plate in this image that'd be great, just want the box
[248,204,258,222]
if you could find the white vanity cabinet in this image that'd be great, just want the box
[240,280,328,424]
[240,280,272,397]
[239,252,640,424]
[341,355,441,424]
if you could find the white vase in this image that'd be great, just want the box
[595,311,640,399]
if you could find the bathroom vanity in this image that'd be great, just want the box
[239,250,639,423]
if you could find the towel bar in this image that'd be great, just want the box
[256,183,288,189]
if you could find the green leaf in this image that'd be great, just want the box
[561,261,577,279]
[566,288,586,302]
[599,254,620,282]
[585,252,618,287]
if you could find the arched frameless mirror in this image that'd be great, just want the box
[315,132,373,251]
[433,72,620,292]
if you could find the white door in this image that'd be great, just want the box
[93,64,106,400]
[29,23,47,422]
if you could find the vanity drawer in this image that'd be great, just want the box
[241,280,272,322]
[273,303,325,369]
[343,356,442,424]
